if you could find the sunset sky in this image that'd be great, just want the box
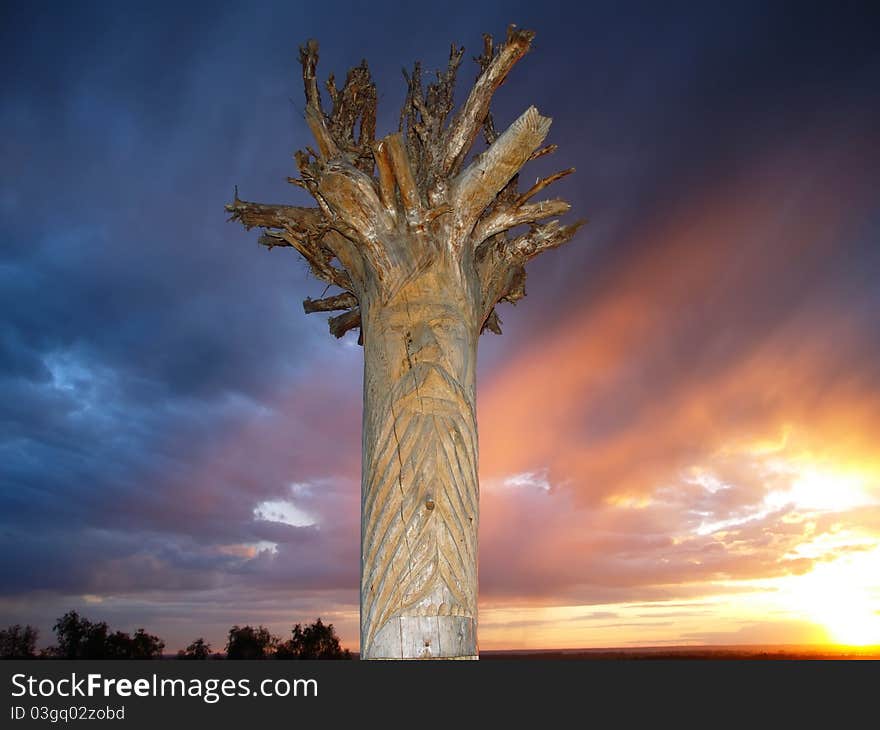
[2,1,879,653]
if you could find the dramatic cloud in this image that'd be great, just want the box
[1,1,878,651]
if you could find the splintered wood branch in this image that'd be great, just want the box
[510,219,586,260]
[398,43,464,190]
[293,150,321,194]
[528,143,557,162]
[226,193,361,290]
[410,92,431,132]
[440,25,535,176]
[225,196,322,232]
[478,219,583,320]
[500,264,527,303]
[384,132,423,218]
[317,160,392,243]
[479,256,528,320]
[300,39,322,109]
[516,168,575,205]
[256,230,292,250]
[328,62,375,142]
[303,291,358,313]
[373,139,398,219]
[300,40,340,159]
[399,62,424,166]
[257,230,353,291]
[474,33,499,145]
[305,106,339,159]
[454,106,552,237]
[472,197,571,245]
[325,60,377,174]
[479,248,523,318]
[427,44,465,135]
[515,198,572,226]
[233,28,581,328]
[481,308,503,335]
[328,307,361,338]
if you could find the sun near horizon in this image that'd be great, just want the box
[2,2,879,657]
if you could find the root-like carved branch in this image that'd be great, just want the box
[303,292,358,313]
[454,106,552,241]
[440,25,535,176]
[227,27,582,340]
[329,307,361,338]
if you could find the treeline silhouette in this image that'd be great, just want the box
[0,611,352,659]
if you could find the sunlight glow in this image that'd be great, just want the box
[765,465,877,513]
[605,493,653,509]
[764,462,880,645]
[667,458,880,646]
[779,545,880,646]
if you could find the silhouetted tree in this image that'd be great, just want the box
[129,628,165,659]
[177,638,211,660]
[275,618,351,659]
[0,624,38,658]
[48,612,164,659]
[226,625,276,660]
[97,628,164,659]
[105,631,134,659]
[51,611,110,659]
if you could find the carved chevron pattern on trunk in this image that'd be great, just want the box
[361,359,479,654]
[228,28,582,658]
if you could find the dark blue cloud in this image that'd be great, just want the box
[1,0,878,649]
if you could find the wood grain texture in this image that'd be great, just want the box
[359,268,480,659]
[226,27,583,658]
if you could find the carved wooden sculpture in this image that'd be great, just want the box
[226,27,583,659]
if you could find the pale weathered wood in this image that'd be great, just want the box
[359,258,479,658]
[471,197,571,245]
[328,307,361,339]
[453,105,552,242]
[440,25,536,176]
[303,291,357,314]
[226,28,583,659]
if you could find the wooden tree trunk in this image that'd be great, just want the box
[360,256,480,658]
[226,27,583,659]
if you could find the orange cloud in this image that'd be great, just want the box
[473,140,880,646]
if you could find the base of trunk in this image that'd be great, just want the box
[365,656,479,661]
[362,615,477,660]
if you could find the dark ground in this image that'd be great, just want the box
[478,645,880,660]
